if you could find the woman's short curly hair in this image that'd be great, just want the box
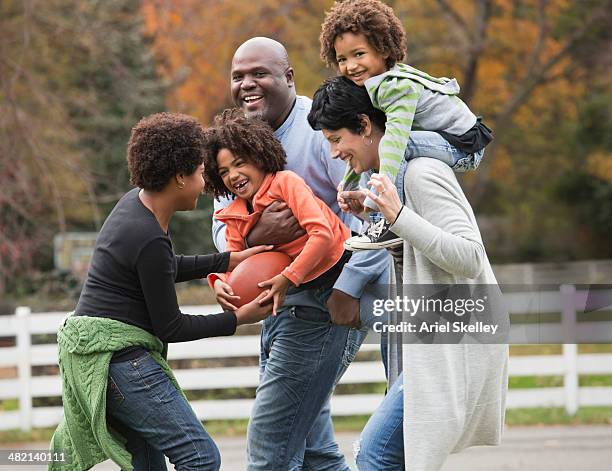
[320,0,406,70]
[202,109,287,199]
[127,112,205,192]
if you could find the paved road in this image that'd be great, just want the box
[4,425,612,470]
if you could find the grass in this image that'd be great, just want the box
[0,399,18,412]
[177,406,612,434]
[509,344,612,355]
[509,375,563,388]
[2,343,612,443]
[580,375,612,387]
[508,374,612,388]
[505,407,612,426]
[4,407,611,444]
[0,428,56,444]
[175,283,217,306]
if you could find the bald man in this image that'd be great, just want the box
[212,37,390,470]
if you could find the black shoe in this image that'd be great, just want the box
[344,219,403,250]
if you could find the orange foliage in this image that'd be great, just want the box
[141,0,333,124]
[488,146,515,185]
[587,152,612,182]
[142,0,602,187]
[138,0,609,261]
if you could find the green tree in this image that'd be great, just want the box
[65,0,167,223]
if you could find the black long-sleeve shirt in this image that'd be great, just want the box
[75,188,236,343]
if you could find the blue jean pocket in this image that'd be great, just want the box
[342,327,368,369]
[289,305,331,324]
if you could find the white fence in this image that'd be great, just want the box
[0,285,611,432]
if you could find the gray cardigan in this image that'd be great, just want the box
[389,158,508,471]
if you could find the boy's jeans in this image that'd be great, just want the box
[106,352,221,471]
[405,130,484,171]
[363,129,483,213]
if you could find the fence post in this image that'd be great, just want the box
[15,306,32,431]
[561,285,578,416]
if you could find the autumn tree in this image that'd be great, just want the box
[1,0,90,297]
[0,0,166,298]
[142,0,611,262]
[398,0,612,260]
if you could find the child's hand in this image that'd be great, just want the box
[228,245,274,270]
[257,274,292,316]
[337,183,351,213]
[213,279,241,311]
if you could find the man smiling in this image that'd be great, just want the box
[230,41,295,130]
[212,37,389,470]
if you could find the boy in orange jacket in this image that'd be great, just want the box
[204,110,351,315]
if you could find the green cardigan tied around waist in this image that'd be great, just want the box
[49,315,185,470]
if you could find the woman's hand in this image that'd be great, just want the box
[257,273,293,316]
[228,244,273,270]
[365,174,403,224]
[213,279,241,311]
[234,290,273,325]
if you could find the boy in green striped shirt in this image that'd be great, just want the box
[320,0,493,250]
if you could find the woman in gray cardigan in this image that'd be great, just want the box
[309,77,508,470]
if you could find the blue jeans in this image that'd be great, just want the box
[353,266,391,379]
[405,130,484,171]
[355,375,404,470]
[297,262,391,470]
[246,304,351,470]
[294,401,344,470]
[364,130,484,210]
[248,257,390,470]
[106,352,221,471]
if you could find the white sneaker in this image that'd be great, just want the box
[344,219,403,251]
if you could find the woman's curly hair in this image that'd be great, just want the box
[320,0,407,70]
[127,112,205,192]
[202,109,287,199]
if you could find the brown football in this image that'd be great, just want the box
[227,251,293,307]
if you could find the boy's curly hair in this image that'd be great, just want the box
[320,0,406,70]
[202,109,287,199]
[127,112,205,192]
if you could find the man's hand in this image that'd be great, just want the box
[228,245,273,270]
[246,201,306,246]
[327,289,361,328]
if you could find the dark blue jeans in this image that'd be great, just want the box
[106,351,220,470]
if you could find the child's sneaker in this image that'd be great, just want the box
[344,219,402,250]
